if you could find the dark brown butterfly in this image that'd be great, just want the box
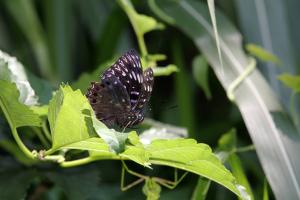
[86,50,154,128]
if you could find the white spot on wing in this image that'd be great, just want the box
[132,72,137,80]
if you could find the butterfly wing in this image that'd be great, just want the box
[86,74,131,127]
[102,50,143,108]
[134,68,154,111]
[119,68,154,127]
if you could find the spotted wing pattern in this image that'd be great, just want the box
[86,49,154,128]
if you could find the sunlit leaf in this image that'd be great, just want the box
[48,85,96,151]
[147,138,242,197]
[0,80,41,128]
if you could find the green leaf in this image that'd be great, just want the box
[48,85,95,151]
[146,138,241,197]
[31,105,49,117]
[119,144,151,167]
[246,43,282,65]
[150,0,300,199]
[0,80,41,128]
[63,137,116,158]
[143,178,161,200]
[0,50,38,105]
[278,73,300,93]
[192,55,212,99]
[91,115,128,153]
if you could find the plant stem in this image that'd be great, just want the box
[42,120,52,141]
[0,99,34,159]
[117,0,148,57]
[60,157,94,167]
[60,156,122,168]
[32,127,50,148]
[235,145,255,153]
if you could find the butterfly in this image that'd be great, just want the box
[86,50,154,128]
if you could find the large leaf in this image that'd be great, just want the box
[147,139,242,197]
[47,85,95,151]
[149,0,300,199]
[0,80,41,128]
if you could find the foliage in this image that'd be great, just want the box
[0,0,298,199]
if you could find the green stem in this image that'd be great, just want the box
[60,156,122,168]
[235,145,255,153]
[60,157,95,167]
[32,127,50,148]
[0,99,34,159]
[12,128,35,159]
[117,0,148,57]
[42,120,52,141]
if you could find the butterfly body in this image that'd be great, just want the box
[86,50,154,128]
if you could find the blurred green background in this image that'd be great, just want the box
[1,0,300,199]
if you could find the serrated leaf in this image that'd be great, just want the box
[0,50,38,105]
[246,43,281,65]
[146,138,241,197]
[48,85,96,151]
[143,178,161,200]
[192,55,211,99]
[0,80,41,128]
[278,73,300,93]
